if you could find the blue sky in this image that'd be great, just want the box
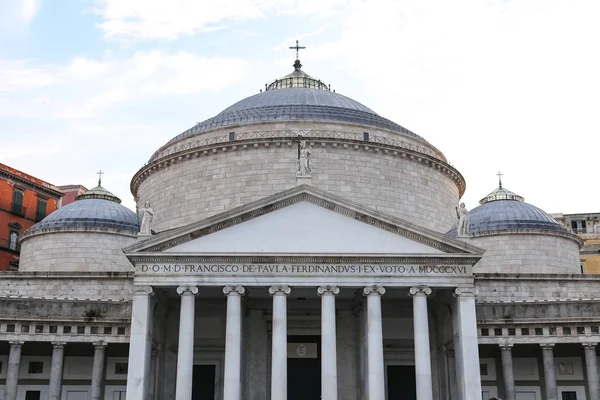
[1,0,599,215]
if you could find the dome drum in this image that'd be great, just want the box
[135,140,463,233]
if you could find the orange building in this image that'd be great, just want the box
[0,163,63,271]
[58,184,88,206]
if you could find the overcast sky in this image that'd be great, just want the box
[1,0,598,215]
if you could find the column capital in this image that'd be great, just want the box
[93,341,107,349]
[269,285,291,296]
[177,286,199,296]
[131,286,153,295]
[409,286,432,296]
[363,285,385,296]
[453,286,478,297]
[540,342,555,349]
[9,340,24,348]
[499,343,514,350]
[583,342,598,349]
[317,285,340,296]
[51,341,66,348]
[223,285,245,296]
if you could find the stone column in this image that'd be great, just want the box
[91,342,107,400]
[148,346,159,400]
[500,344,515,400]
[48,341,66,400]
[584,343,600,400]
[453,287,482,400]
[126,286,154,400]
[363,285,386,400]
[540,343,558,400]
[269,285,291,400]
[4,341,23,400]
[175,286,199,400]
[409,286,433,400]
[223,285,245,400]
[318,285,340,400]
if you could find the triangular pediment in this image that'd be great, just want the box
[124,185,484,256]
[167,201,442,254]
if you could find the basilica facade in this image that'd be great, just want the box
[0,58,598,400]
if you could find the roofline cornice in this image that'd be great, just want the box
[468,228,584,246]
[130,135,465,199]
[20,226,138,242]
[0,168,63,198]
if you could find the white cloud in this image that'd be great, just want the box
[20,0,41,24]
[0,51,249,120]
[305,0,600,213]
[93,0,348,41]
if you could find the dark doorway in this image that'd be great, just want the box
[288,335,321,400]
[387,365,417,400]
[192,364,216,400]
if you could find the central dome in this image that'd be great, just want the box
[166,88,422,146]
[159,61,425,154]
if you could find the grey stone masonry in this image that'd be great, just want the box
[136,140,461,233]
[475,274,600,302]
[19,232,136,272]
[0,272,133,301]
[469,233,581,274]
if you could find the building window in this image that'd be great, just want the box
[493,328,502,336]
[77,326,85,334]
[91,326,99,334]
[229,131,236,141]
[28,361,44,374]
[8,231,18,250]
[21,324,30,333]
[480,363,488,375]
[35,198,47,222]
[12,189,24,215]
[563,327,572,335]
[6,324,15,332]
[535,328,544,335]
[363,132,370,141]
[480,328,489,336]
[577,326,585,335]
[63,326,72,334]
[25,391,41,400]
[49,325,57,333]
[104,327,112,334]
[114,362,128,375]
[35,325,44,333]
[117,327,126,335]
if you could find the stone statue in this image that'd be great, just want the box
[456,202,469,236]
[138,201,154,235]
[297,140,312,176]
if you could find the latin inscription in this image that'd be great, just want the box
[137,263,470,276]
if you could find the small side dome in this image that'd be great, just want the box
[448,186,567,236]
[19,183,138,272]
[26,185,139,235]
[447,181,582,274]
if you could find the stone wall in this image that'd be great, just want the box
[475,274,600,302]
[469,233,581,274]
[0,273,133,301]
[19,231,136,272]
[136,141,461,233]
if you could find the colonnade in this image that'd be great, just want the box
[499,342,600,400]
[3,340,107,400]
[125,285,482,400]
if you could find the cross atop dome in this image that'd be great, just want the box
[479,173,524,204]
[289,40,306,62]
[264,40,331,92]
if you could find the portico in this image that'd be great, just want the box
[122,186,486,400]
